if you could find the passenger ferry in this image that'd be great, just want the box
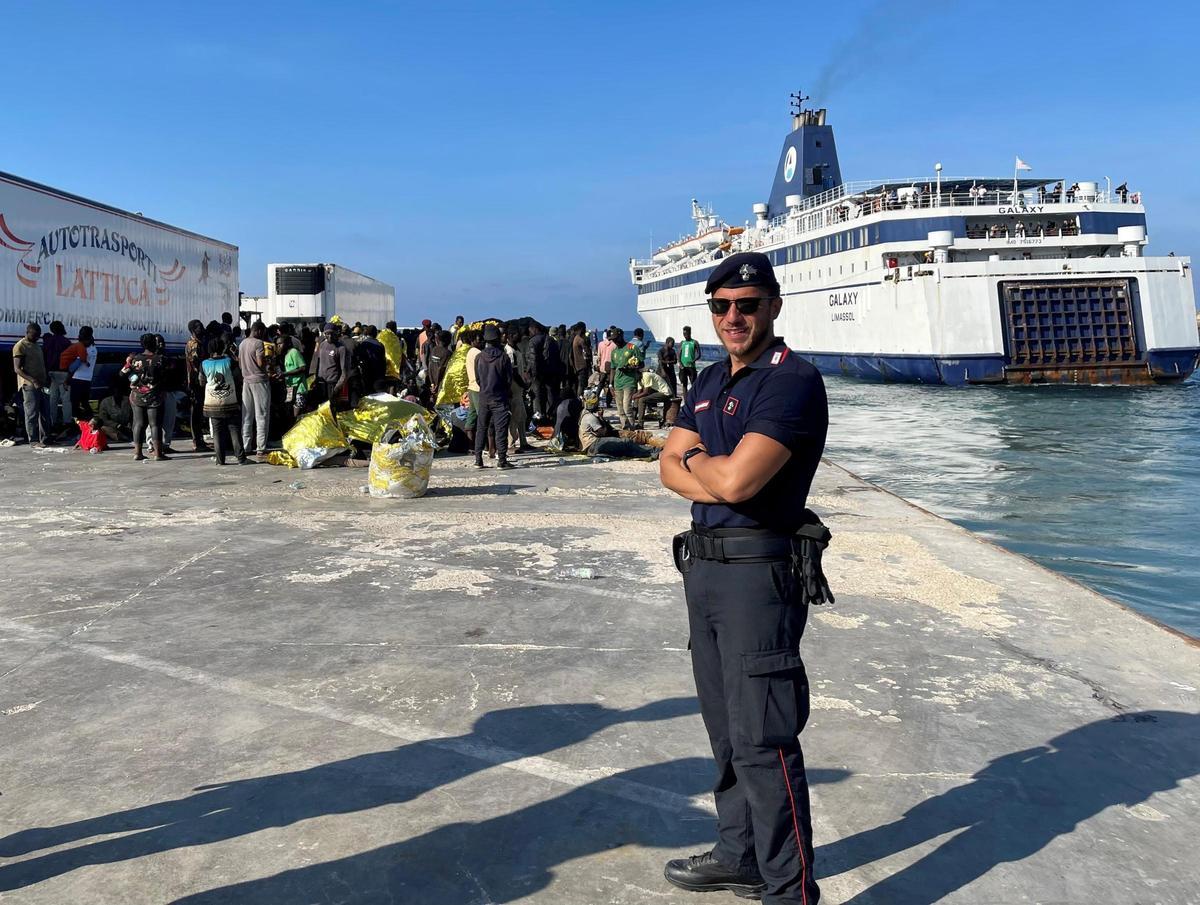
[630,97,1198,385]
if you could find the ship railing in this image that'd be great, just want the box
[769,180,1136,228]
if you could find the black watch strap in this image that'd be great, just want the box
[682,446,705,471]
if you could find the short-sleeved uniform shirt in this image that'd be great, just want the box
[674,338,827,533]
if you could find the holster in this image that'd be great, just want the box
[670,509,835,606]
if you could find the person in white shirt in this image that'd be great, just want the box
[632,369,671,428]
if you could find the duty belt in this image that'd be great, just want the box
[672,510,835,606]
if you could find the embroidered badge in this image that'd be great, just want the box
[694,400,711,412]
[739,263,756,281]
[723,397,740,416]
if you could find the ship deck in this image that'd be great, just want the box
[0,448,1197,903]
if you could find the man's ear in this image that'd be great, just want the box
[770,296,784,320]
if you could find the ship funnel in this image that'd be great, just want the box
[768,105,842,216]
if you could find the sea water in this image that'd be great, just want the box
[822,374,1200,638]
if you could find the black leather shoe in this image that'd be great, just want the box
[664,851,765,899]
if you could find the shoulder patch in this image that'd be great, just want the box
[694,399,711,412]
[770,347,789,366]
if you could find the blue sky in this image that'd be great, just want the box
[4,0,1197,329]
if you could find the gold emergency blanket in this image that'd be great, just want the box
[281,403,351,469]
[336,395,436,444]
[368,416,436,499]
[434,319,502,406]
[378,328,405,379]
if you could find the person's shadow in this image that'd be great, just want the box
[169,757,850,905]
[819,710,1200,904]
[0,697,702,891]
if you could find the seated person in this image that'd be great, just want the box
[578,394,657,459]
[631,369,671,428]
[96,376,132,441]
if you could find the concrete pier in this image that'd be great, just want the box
[0,446,1197,904]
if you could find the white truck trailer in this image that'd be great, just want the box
[0,170,238,354]
[247,263,394,328]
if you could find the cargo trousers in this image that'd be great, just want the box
[683,554,820,905]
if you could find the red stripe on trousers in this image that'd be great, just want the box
[778,747,810,905]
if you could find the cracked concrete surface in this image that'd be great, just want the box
[0,446,1197,904]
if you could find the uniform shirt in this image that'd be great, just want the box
[674,338,827,533]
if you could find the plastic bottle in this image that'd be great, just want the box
[559,567,597,579]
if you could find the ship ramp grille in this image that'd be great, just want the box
[1000,279,1141,380]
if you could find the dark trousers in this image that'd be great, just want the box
[683,555,820,905]
[473,397,510,464]
[680,365,698,398]
[131,403,162,453]
[190,389,208,448]
[529,376,553,421]
[70,379,93,420]
[210,415,244,464]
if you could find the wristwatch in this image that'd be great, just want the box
[682,446,705,472]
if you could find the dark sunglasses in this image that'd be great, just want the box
[706,296,772,316]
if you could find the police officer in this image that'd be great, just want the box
[659,251,829,904]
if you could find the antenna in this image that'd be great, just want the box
[789,91,810,116]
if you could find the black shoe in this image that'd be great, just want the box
[497,460,515,470]
[474,459,486,468]
[664,851,765,900]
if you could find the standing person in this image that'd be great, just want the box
[61,325,98,421]
[450,315,465,346]
[308,323,352,411]
[426,330,452,401]
[658,335,679,399]
[503,324,532,453]
[239,321,271,457]
[659,253,830,905]
[571,322,593,396]
[184,320,212,452]
[42,321,73,433]
[13,322,52,447]
[121,333,168,462]
[473,324,515,469]
[678,325,701,398]
[354,325,387,393]
[463,330,485,454]
[417,319,433,359]
[280,337,310,419]
[154,334,184,455]
[632,327,651,362]
[525,322,551,422]
[378,320,406,390]
[608,328,642,430]
[200,337,248,465]
[596,327,617,409]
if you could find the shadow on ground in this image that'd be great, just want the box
[818,710,1200,904]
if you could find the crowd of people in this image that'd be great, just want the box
[6,312,707,468]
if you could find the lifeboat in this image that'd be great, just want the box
[698,228,726,250]
[665,245,685,261]
[728,226,745,236]
[652,250,671,264]
[682,238,702,256]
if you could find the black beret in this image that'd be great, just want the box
[482,324,501,342]
[704,252,779,295]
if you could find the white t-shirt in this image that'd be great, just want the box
[74,344,98,382]
[466,347,481,392]
[640,371,670,395]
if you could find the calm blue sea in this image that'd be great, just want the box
[821,375,1200,638]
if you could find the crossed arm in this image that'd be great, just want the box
[659,425,792,505]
